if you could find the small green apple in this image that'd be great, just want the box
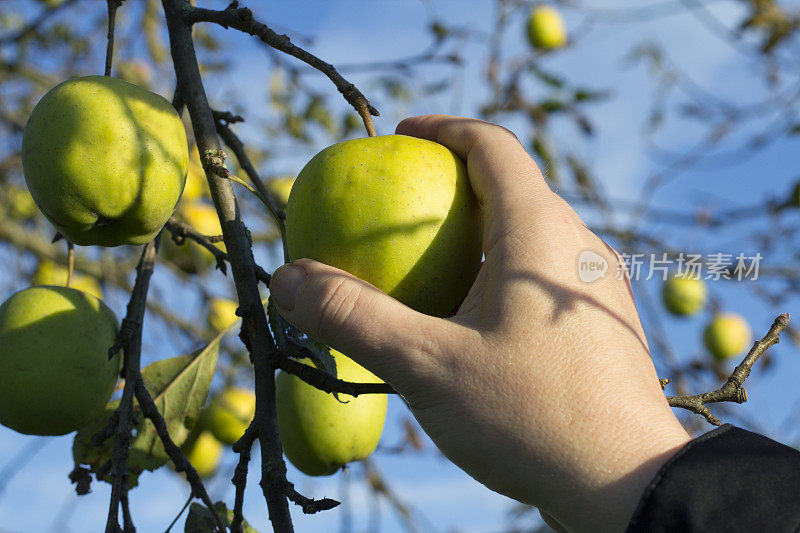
[202,388,256,445]
[662,273,707,316]
[526,5,567,50]
[33,260,103,300]
[0,286,120,435]
[286,134,482,317]
[276,350,387,476]
[21,76,188,246]
[207,297,239,331]
[703,313,752,360]
[182,429,224,479]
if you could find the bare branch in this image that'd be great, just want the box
[666,313,790,425]
[183,2,379,135]
[133,378,225,532]
[276,356,396,396]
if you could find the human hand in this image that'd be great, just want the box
[269,115,691,532]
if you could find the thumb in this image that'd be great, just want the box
[268,258,447,384]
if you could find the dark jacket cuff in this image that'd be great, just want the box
[626,424,800,532]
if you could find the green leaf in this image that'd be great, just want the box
[184,501,258,533]
[72,334,222,487]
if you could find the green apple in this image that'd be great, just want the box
[703,313,752,360]
[33,260,103,300]
[0,286,120,435]
[662,273,706,316]
[285,134,481,317]
[21,75,188,246]
[202,388,256,445]
[182,429,224,479]
[5,185,38,220]
[526,5,567,50]
[207,297,239,331]
[276,350,387,476]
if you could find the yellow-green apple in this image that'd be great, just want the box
[182,429,223,479]
[0,286,120,435]
[21,75,188,246]
[285,134,481,317]
[662,273,706,316]
[703,313,752,360]
[202,388,256,445]
[276,350,387,476]
[526,5,567,50]
[207,297,239,331]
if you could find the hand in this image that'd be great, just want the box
[269,115,691,532]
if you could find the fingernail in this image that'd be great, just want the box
[270,263,308,312]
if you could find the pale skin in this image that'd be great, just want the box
[270,115,692,532]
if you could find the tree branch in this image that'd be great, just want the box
[183,1,379,136]
[666,312,790,425]
[276,355,396,396]
[133,378,225,532]
[161,0,295,529]
[104,237,159,533]
[164,216,272,285]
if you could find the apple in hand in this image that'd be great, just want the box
[0,286,121,435]
[21,76,188,246]
[285,134,482,317]
[526,5,567,50]
[276,350,387,476]
[703,313,752,360]
[662,273,706,316]
[202,387,256,446]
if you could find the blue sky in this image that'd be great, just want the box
[2,1,800,532]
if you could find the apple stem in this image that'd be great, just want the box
[357,100,377,137]
[104,1,122,77]
[66,240,74,288]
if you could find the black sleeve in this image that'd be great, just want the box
[626,424,800,533]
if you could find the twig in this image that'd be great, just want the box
[231,425,258,533]
[104,238,159,533]
[666,313,790,425]
[276,355,396,396]
[161,0,294,529]
[105,1,122,77]
[164,216,273,285]
[213,113,289,263]
[164,494,193,533]
[133,378,225,532]
[120,486,135,532]
[183,2,379,135]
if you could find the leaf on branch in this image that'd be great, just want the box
[267,298,338,377]
[184,501,258,533]
[72,334,222,487]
